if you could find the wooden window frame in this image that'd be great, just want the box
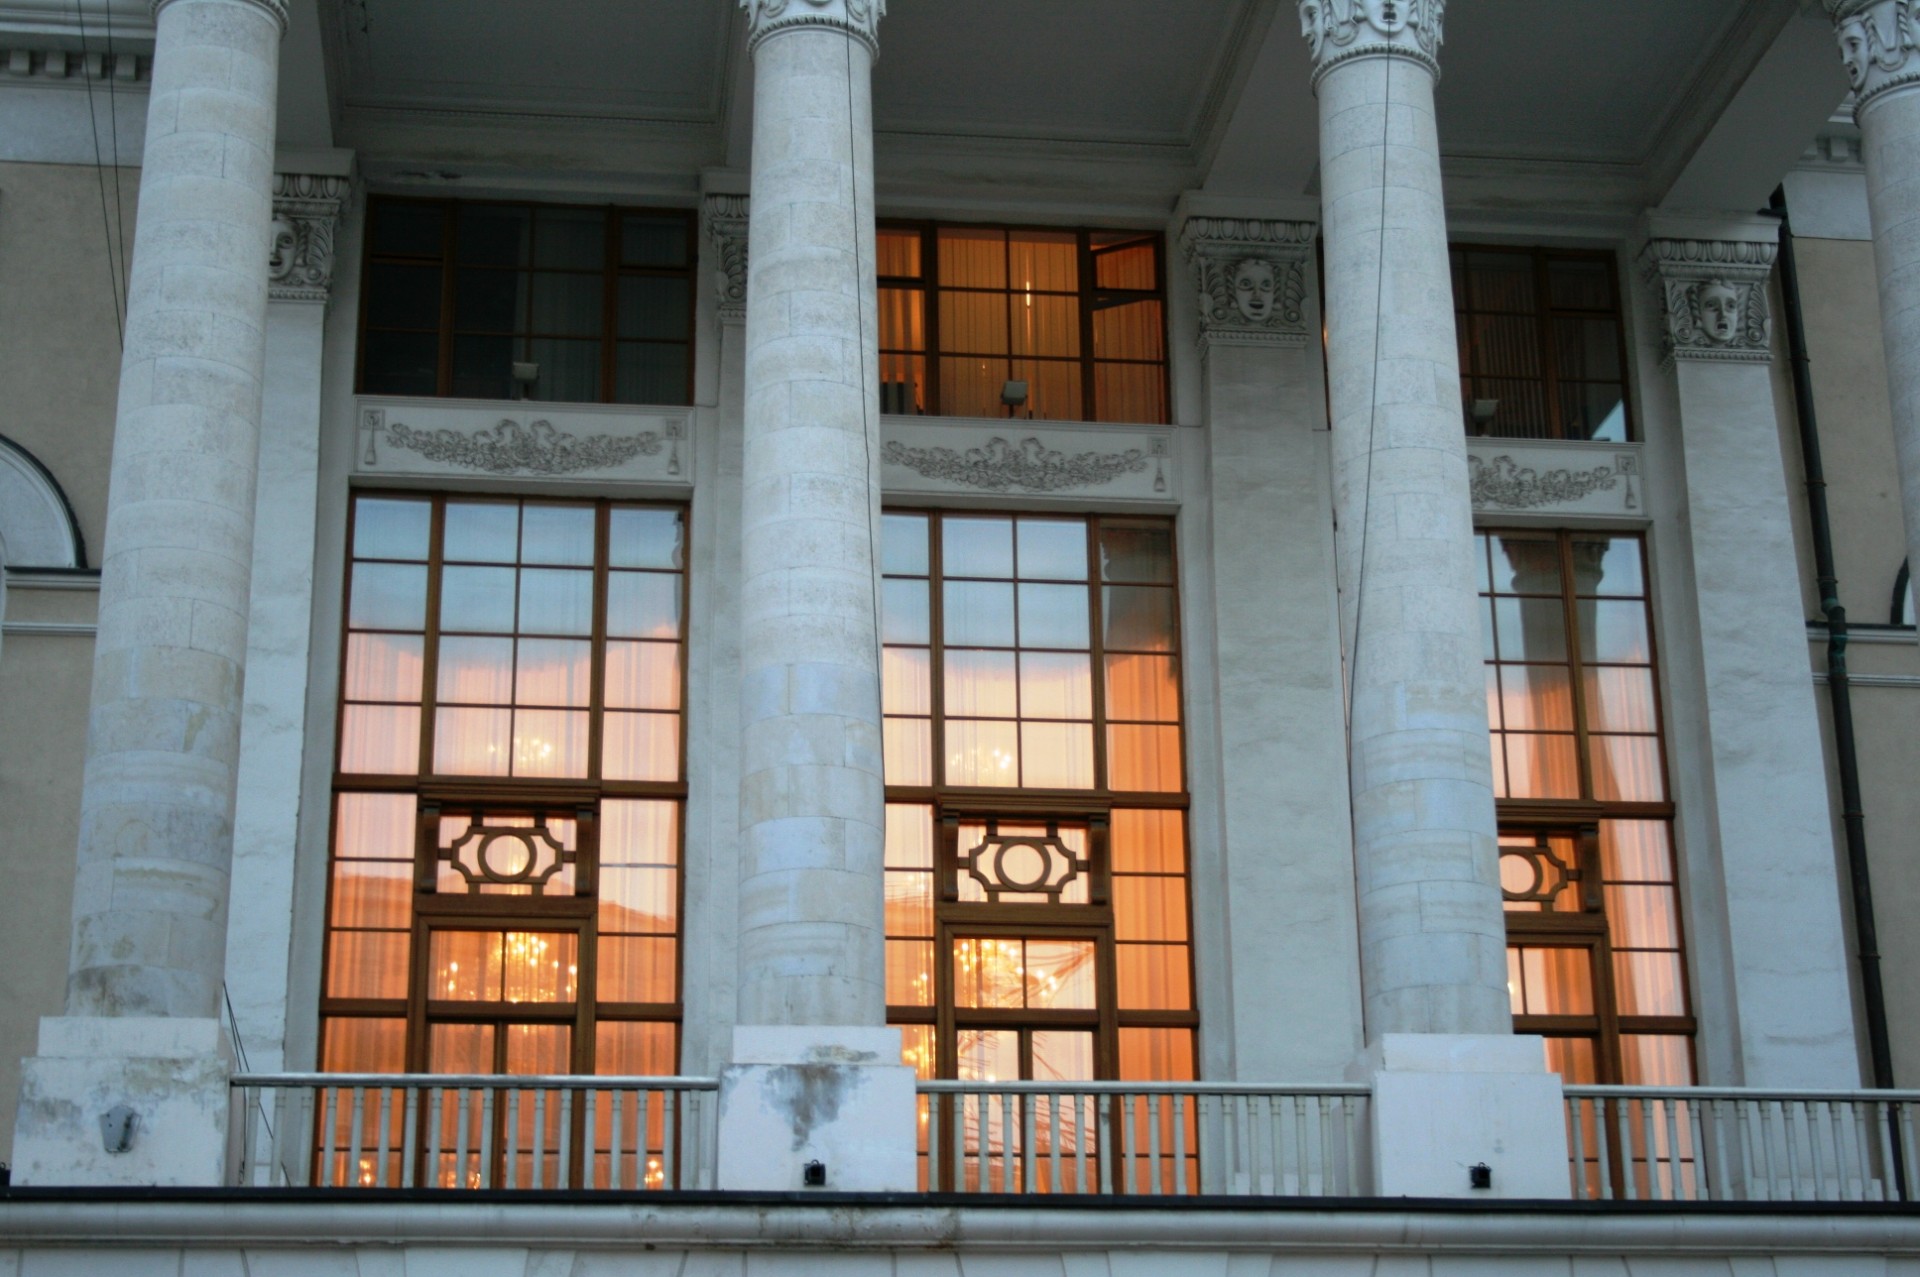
[322,493,690,1081]
[356,197,698,407]
[1453,245,1635,443]
[877,222,1172,425]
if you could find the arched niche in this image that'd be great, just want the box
[0,434,88,571]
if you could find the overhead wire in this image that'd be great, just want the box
[75,0,126,347]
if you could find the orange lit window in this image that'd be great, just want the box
[1478,531,1692,1096]
[878,224,1168,424]
[882,512,1195,1188]
[323,495,685,1116]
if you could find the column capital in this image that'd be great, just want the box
[705,192,750,326]
[269,172,349,304]
[1177,215,1317,351]
[152,0,288,35]
[1640,228,1777,366]
[740,0,884,60]
[1827,0,1920,116]
[1298,0,1446,88]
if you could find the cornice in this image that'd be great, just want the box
[1827,0,1920,116]
[739,0,883,61]
[0,46,144,84]
[1179,215,1317,352]
[1298,0,1446,90]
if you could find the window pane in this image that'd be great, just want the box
[944,517,1015,578]
[1577,599,1651,663]
[885,869,932,939]
[938,356,1005,419]
[946,719,1019,786]
[445,501,520,562]
[618,276,690,340]
[945,581,1016,647]
[1100,525,1173,583]
[1013,358,1085,422]
[323,1018,407,1072]
[1108,725,1181,792]
[608,508,683,569]
[1542,1037,1599,1085]
[1620,1035,1694,1086]
[365,263,442,329]
[1106,654,1179,722]
[518,505,595,566]
[1008,231,1078,292]
[361,332,438,396]
[1472,315,1542,378]
[327,930,408,999]
[601,799,679,865]
[598,936,676,1003]
[1547,257,1614,310]
[1492,597,1568,662]
[1518,947,1593,1015]
[335,793,416,860]
[603,711,679,782]
[1495,665,1573,731]
[1021,722,1093,788]
[528,338,600,402]
[1613,952,1687,1016]
[346,633,424,702]
[1019,652,1093,720]
[883,718,931,786]
[354,499,431,560]
[440,566,517,632]
[515,638,591,706]
[434,707,511,775]
[1584,666,1658,732]
[1488,534,1562,594]
[457,207,529,266]
[1026,940,1096,1009]
[1553,317,1622,381]
[512,708,588,777]
[1114,875,1188,942]
[331,861,412,930]
[340,705,422,773]
[1466,252,1537,311]
[878,228,922,278]
[1500,732,1579,799]
[1093,236,1157,289]
[1104,586,1177,651]
[885,804,935,869]
[1094,362,1164,423]
[1009,295,1079,358]
[883,647,931,715]
[940,291,1009,355]
[608,571,679,639]
[350,563,427,631]
[1571,537,1644,596]
[607,640,682,710]
[1604,885,1681,950]
[938,228,1006,289]
[1031,1031,1096,1084]
[882,513,929,576]
[1092,299,1165,361]
[882,579,930,645]
[615,342,687,405]
[1113,809,1185,873]
[453,267,520,331]
[374,202,445,257]
[449,335,513,400]
[437,635,513,704]
[600,866,677,934]
[1590,735,1665,801]
[945,650,1017,718]
[622,215,687,268]
[954,939,1023,1009]
[1600,821,1673,883]
[1116,944,1190,1010]
[1018,583,1090,649]
[1560,383,1628,442]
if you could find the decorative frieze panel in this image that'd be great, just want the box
[355,399,692,487]
[880,417,1176,504]
[1466,438,1643,521]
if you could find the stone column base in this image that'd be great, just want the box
[1350,1033,1569,1199]
[715,1026,916,1192]
[12,1017,233,1186]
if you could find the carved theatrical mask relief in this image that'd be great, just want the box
[1693,282,1744,347]
[1299,0,1445,63]
[1231,259,1280,324]
[1829,0,1919,91]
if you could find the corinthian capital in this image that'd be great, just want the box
[1298,0,1446,87]
[269,172,350,304]
[1178,217,1317,351]
[1828,0,1920,114]
[1641,234,1777,366]
[740,0,885,59]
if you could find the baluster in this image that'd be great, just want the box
[1260,1093,1277,1194]
[1172,1094,1188,1196]
[1615,1097,1636,1200]
[454,1087,472,1189]
[425,1087,444,1188]
[1568,1096,1589,1199]
[1708,1099,1730,1203]
[1783,1100,1804,1201]
[1810,1101,1831,1201]
[1638,1097,1660,1200]
[318,1086,337,1188]
[1014,1091,1031,1194]
[1874,1100,1897,1204]
[955,1094,970,1193]
[346,1086,366,1189]
[1594,1098,1614,1201]
[1196,1092,1218,1195]
[1074,1094,1089,1195]
[1097,1091,1114,1195]
[584,1089,599,1190]
[1756,1100,1779,1200]
[662,1087,678,1190]
[531,1088,547,1189]
[1146,1093,1162,1194]
[1046,1092,1062,1194]
[1344,1095,1362,1196]
[1687,1101,1707,1201]
[479,1087,496,1189]
[1318,1094,1334,1198]
[1661,1099,1682,1201]
[504,1089,521,1190]
[557,1089,574,1190]
[372,1088,393,1189]
[1901,1101,1920,1203]
[243,1088,262,1187]
[925,1093,939,1192]
[400,1087,419,1190]
[1294,1094,1309,1198]
[609,1089,624,1191]
[999,1089,1015,1193]
[1120,1093,1137,1195]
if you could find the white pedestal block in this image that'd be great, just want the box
[12,1017,233,1186]
[715,1026,916,1192]
[1352,1034,1569,1200]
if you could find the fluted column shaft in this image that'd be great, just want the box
[1301,1,1511,1036]
[735,0,887,1027]
[68,0,285,1020]
[1828,0,1920,602]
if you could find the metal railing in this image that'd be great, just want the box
[915,1081,1370,1196]
[1564,1086,1920,1202]
[229,1073,720,1190]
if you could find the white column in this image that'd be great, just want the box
[718,0,913,1193]
[1643,219,1861,1086]
[1299,0,1566,1198]
[13,0,286,1186]
[1177,207,1366,1081]
[1828,0,1920,605]
[224,161,350,1076]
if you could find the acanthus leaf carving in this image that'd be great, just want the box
[384,418,664,476]
[882,435,1165,494]
[739,0,885,58]
[269,172,350,304]
[704,194,750,325]
[1298,0,1446,84]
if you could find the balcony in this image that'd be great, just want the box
[228,1074,1920,1204]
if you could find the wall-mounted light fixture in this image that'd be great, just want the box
[100,1105,137,1155]
[1469,398,1500,434]
[511,361,540,401]
[1469,1162,1492,1190]
[802,1159,827,1187]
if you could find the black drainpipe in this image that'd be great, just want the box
[1769,186,1896,1092]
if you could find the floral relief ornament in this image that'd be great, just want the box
[1828,0,1920,111]
[382,418,664,477]
[1299,0,1446,78]
[739,0,885,55]
[882,435,1169,494]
